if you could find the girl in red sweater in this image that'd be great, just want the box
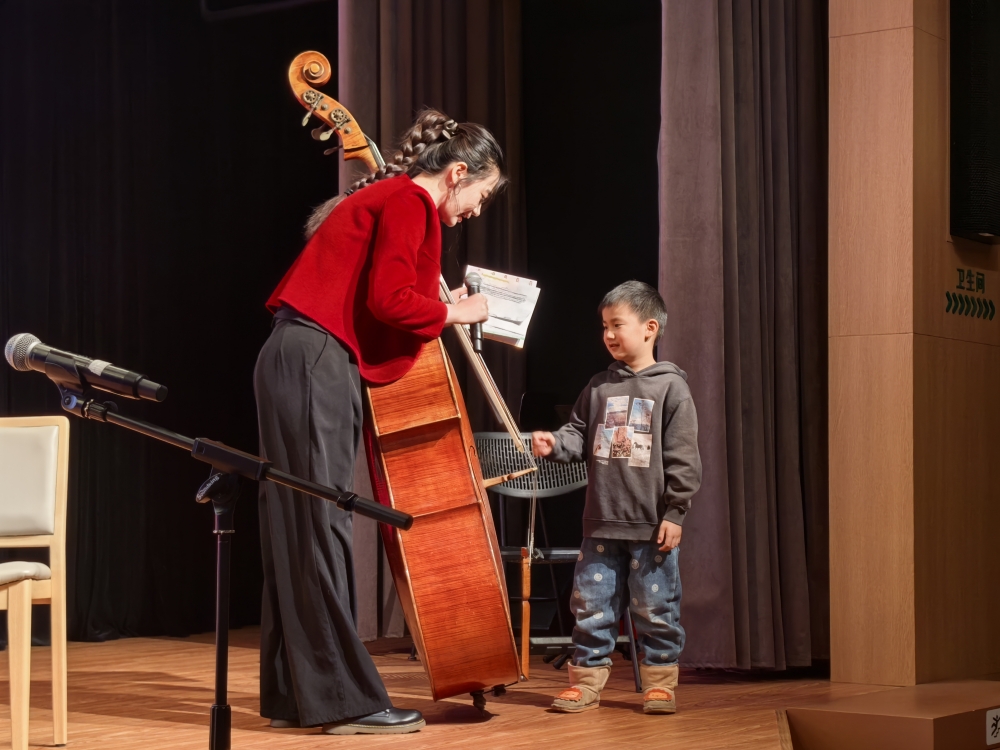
[254,110,502,735]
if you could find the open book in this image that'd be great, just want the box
[465,265,541,349]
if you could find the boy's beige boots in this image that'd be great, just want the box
[550,664,611,713]
[639,664,679,714]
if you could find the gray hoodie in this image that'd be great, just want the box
[549,361,702,540]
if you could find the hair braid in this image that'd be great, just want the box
[304,109,498,238]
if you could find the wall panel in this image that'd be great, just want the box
[829,334,915,685]
[829,0,1000,686]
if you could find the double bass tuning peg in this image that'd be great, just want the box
[300,91,328,127]
[311,124,336,142]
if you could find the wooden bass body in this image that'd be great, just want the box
[363,338,521,700]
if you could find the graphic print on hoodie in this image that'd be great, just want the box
[548,361,702,541]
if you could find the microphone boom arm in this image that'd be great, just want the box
[12,341,411,530]
[67,396,412,530]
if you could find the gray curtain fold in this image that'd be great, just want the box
[338,0,525,640]
[659,0,828,669]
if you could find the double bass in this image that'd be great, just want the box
[287,52,540,706]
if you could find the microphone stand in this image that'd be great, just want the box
[40,357,412,750]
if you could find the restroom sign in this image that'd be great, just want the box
[988,706,1000,746]
[957,268,985,293]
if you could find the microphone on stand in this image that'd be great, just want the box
[464,272,484,354]
[4,333,168,402]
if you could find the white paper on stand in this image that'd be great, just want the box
[464,265,541,349]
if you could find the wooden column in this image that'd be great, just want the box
[829,0,1000,686]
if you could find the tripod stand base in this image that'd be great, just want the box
[209,704,231,750]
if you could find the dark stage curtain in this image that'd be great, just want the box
[336,0,525,641]
[658,0,829,668]
[0,0,344,641]
[519,0,662,638]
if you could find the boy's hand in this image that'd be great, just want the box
[532,431,556,457]
[657,520,682,552]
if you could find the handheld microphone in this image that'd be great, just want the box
[465,272,483,354]
[5,333,168,402]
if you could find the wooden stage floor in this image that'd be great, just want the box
[0,627,894,750]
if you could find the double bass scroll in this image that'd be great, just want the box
[287,51,385,171]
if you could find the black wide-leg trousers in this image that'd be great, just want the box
[253,319,391,727]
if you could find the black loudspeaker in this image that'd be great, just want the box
[951,0,1000,244]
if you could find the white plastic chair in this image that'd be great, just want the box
[0,416,69,750]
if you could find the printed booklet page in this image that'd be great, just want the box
[464,265,541,349]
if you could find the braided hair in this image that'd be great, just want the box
[304,109,506,238]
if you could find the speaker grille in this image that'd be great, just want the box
[4,334,39,372]
[951,0,1000,243]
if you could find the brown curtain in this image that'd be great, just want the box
[338,0,525,640]
[659,0,828,669]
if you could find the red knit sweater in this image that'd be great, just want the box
[266,175,448,384]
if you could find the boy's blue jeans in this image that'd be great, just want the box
[570,537,684,668]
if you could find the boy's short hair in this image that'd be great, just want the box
[598,281,668,341]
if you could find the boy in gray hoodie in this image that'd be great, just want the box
[532,280,701,715]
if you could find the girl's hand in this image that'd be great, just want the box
[445,293,489,325]
[532,431,556,457]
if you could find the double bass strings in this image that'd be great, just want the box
[437,277,524,448]
[437,276,540,559]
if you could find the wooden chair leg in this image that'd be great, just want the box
[520,548,531,680]
[51,584,68,746]
[8,580,33,750]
